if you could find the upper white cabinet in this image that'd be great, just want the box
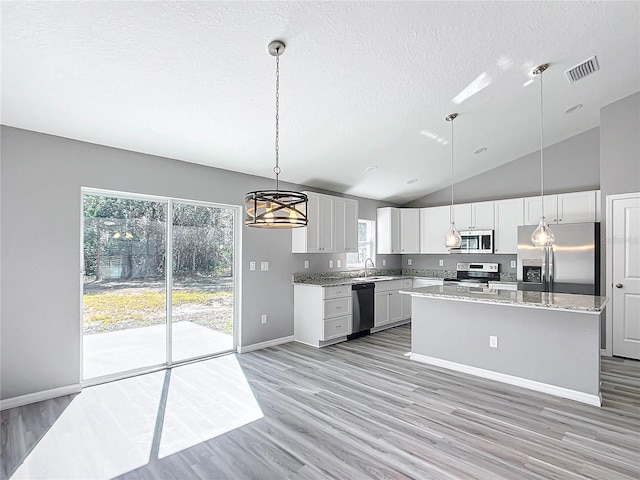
[334,197,358,253]
[524,190,598,225]
[493,198,524,254]
[377,207,420,254]
[400,209,420,253]
[292,192,358,253]
[454,201,495,230]
[419,205,450,254]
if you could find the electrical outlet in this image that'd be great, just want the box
[249,261,256,271]
[511,260,516,269]
[304,260,309,269]
[337,259,341,268]
[260,261,269,271]
[382,259,387,266]
[261,314,267,324]
[329,260,334,268]
[407,258,412,266]
[439,259,444,267]
[490,336,498,348]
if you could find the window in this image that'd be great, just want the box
[346,219,375,268]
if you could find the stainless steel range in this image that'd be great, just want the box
[444,262,500,287]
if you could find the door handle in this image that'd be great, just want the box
[616,283,623,288]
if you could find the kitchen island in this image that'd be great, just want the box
[400,285,608,406]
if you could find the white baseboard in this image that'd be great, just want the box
[1,383,82,411]
[237,335,294,354]
[410,353,601,407]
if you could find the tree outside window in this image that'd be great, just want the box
[346,219,375,267]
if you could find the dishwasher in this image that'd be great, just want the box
[349,282,375,339]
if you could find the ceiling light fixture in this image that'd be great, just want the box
[564,103,583,114]
[531,63,555,247]
[245,41,308,229]
[365,166,378,173]
[444,113,462,249]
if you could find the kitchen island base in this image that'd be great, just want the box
[409,294,602,406]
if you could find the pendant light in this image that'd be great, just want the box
[245,41,308,228]
[530,63,555,247]
[444,113,462,249]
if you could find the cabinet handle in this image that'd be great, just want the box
[336,325,342,328]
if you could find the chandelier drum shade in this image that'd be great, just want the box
[245,40,308,228]
[530,63,555,247]
[444,113,462,249]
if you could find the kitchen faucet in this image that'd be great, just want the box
[364,258,375,277]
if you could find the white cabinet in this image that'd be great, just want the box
[493,198,524,254]
[524,191,598,225]
[293,192,358,253]
[377,208,420,254]
[454,201,495,230]
[294,284,352,347]
[400,209,420,253]
[374,280,404,327]
[419,205,451,254]
[334,197,358,253]
[401,278,413,320]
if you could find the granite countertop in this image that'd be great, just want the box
[293,275,434,287]
[400,285,608,313]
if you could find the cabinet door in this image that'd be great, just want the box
[344,199,358,252]
[388,291,403,323]
[557,191,596,224]
[454,203,473,230]
[374,291,389,327]
[524,195,558,225]
[304,193,322,252]
[494,198,524,254]
[377,207,401,254]
[318,195,334,252]
[401,279,412,319]
[400,209,420,253]
[420,206,451,254]
[472,201,495,229]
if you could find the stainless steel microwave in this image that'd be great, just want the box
[449,230,494,254]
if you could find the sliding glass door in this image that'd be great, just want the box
[82,191,237,382]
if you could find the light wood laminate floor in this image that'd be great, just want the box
[2,325,639,479]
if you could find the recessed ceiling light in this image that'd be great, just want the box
[407,178,418,184]
[523,79,535,87]
[564,104,583,114]
[365,166,378,173]
[474,147,488,154]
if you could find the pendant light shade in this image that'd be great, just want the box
[245,41,308,228]
[530,63,554,247]
[444,113,462,249]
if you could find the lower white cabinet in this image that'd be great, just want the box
[294,284,352,347]
[374,280,406,328]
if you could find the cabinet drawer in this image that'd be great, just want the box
[324,285,351,299]
[323,297,352,318]
[323,315,351,340]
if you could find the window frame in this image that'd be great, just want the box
[346,219,376,269]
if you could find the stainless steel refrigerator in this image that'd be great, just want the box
[517,223,600,295]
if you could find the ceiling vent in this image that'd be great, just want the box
[565,56,600,84]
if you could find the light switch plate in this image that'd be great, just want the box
[329,260,334,268]
[337,260,341,268]
[407,259,412,266]
[249,261,256,271]
[304,260,309,269]
[260,261,269,271]
[490,336,498,348]
[439,259,444,267]
[511,260,516,268]
[382,259,387,266]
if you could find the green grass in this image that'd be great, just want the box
[83,290,232,326]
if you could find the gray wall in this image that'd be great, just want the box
[405,127,600,208]
[401,253,516,276]
[599,91,640,349]
[0,126,398,400]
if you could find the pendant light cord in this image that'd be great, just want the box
[450,118,455,224]
[274,49,281,191]
[539,68,544,219]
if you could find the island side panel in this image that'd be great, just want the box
[411,296,601,397]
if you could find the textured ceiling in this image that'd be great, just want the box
[2,1,639,204]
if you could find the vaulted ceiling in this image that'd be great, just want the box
[2,1,639,204]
